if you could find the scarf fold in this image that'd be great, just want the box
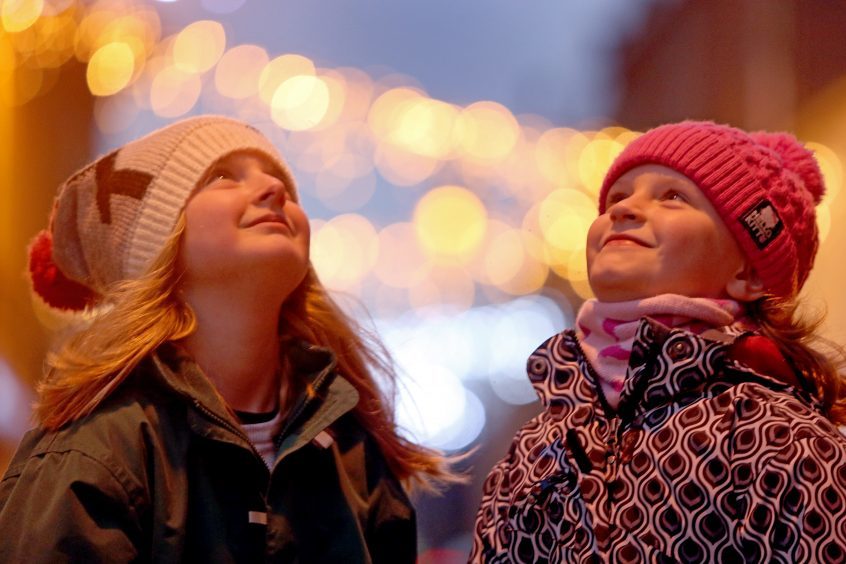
[575,294,744,410]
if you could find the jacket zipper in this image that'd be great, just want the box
[605,416,620,469]
[571,332,623,472]
[191,398,267,465]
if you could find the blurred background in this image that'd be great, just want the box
[2,0,846,560]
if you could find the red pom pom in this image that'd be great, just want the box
[751,132,825,204]
[28,230,98,311]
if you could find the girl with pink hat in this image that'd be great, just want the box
[472,121,846,562]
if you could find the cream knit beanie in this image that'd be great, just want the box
[28,115,296,320]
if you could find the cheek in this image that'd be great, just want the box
[182,200,238,258]
[585,216,606,266]
[288,205,312,247]
[662,218,739,276]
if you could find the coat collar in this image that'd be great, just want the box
[561,317,813,421]
[149,340,359,456]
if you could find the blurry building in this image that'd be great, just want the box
[615,0,846,132]
[0,60,94,470]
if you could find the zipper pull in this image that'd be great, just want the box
[606,417,620,467]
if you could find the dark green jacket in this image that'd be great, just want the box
[0,342,416,563]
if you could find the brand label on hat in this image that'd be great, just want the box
[740,199,783,249]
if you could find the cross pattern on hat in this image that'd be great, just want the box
[95,150,155,224]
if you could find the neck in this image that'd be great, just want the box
[180,281,285,413]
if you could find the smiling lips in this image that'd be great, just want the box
[244,213,290,231]
[602,234,650,248]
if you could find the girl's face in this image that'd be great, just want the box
[586,164,747,302]
[180,151,310,295]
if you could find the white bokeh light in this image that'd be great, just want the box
[376,294,572,448]
[486,296,571,405]
[393,363,474,450]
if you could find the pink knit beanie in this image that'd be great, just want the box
[28,115,296,321]
[598,121,825,298]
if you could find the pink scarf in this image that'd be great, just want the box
[575,294,744,409]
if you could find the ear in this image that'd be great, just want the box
[725,262,765,302]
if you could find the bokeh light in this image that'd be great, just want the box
[807,141,842,203]
[373,141,441,186]
[373,222,431,289]
[258,54,315,105]
[394,362,477,450]
[310,214,379,290]
[388,96,458,159]
[214,44,268,99]
[408,265,476,313]
[578,134,626,196]
[414,185,487,261]
[270,74,330,131]
[537,188,596,253]
[487,296,569,404]
[453,100,519,161]
[86,41,135,96]
[173,20,226,74]
[149,65,201,117]
[369,88,423,143]
[2,0,44,33]
[376,294,570,448]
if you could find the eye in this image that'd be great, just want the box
[203,166,238,187]
[661,189,687,203]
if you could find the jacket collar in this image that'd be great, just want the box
[149,340,359,455]
[615,317,734,419]
[567,317,811,421]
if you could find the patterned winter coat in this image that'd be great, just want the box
[471,318,846,563]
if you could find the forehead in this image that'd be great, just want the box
[612,164,699,189]
[214,149,281,171]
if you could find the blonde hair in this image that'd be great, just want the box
[277,269,459,491]
[749,295,846,424]
[36,214,456,491]
[37,215,195,428]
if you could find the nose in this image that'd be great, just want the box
[253,172,287,207]
[607,195,645,223]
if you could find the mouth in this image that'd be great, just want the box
[244,213,292,232]
[602,234,650,248]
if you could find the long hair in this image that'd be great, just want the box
[36,215,457,491]
[748,295,846,424]
[278,269,459,491]
[37,215,195,428]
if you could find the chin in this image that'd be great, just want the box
[587,280,651,302]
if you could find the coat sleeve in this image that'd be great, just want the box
[738,433,846,562]
[469,446,519,563]
[0,448,145,563]
[360,436,418,564]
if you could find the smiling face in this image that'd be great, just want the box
[180,150,310,297]
[586,164,748,302]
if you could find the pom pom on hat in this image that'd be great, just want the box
[750,131,825,204]
[28,229,98,312]
[598,120,825,298]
